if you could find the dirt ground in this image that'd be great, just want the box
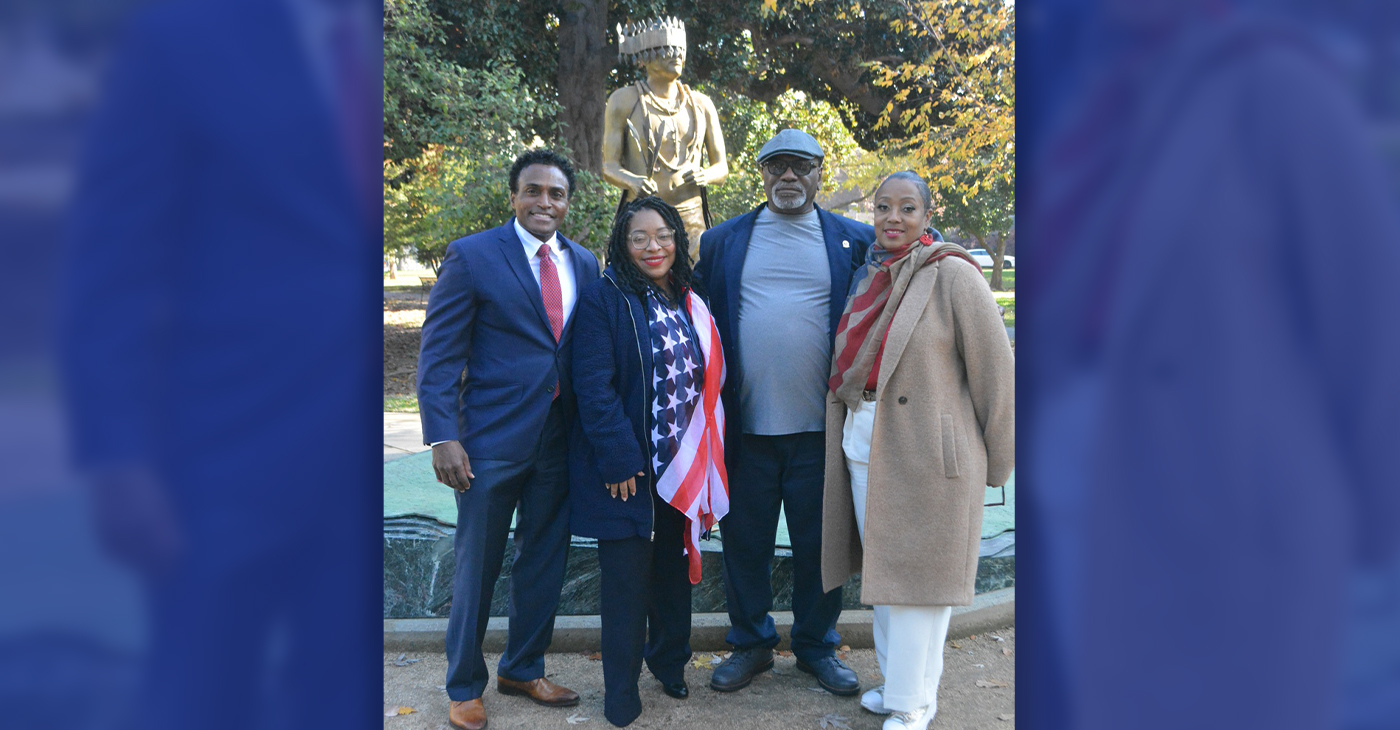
[385,290,426,398]
[383,627,1014,729]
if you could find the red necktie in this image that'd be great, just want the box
[537,246,564,398]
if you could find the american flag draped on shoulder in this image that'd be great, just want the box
[649,289,728,585]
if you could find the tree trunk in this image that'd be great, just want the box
[557,0,609,172]
[990,233,1009,291]
[973,233,1001,291]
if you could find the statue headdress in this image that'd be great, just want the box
[616,16,687,65]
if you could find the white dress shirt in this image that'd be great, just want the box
[514,217,578,327]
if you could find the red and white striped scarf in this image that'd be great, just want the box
[829,235,980,408]
[655,291,729,585]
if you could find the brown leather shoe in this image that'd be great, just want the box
[448,699,486,730]
[495,676,580,707]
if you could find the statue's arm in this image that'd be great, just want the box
[602,89,656,197]
[700,95,728,187]
[683,93,729,189]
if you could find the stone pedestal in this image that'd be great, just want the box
[384,515,1015,619]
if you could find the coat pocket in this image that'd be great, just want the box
[940,413,960,478]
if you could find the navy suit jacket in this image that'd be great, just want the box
[567,268,664,541]
[694,204,876,469]
[418,220,601,462]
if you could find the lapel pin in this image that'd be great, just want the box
[842,240,850,248]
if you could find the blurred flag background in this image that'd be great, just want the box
[0,1,382,728]
[5,0,1400,729]
[1020,0,1400,728]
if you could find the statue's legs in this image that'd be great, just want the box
[675,199,707,261]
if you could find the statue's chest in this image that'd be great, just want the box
[630,100,699,165]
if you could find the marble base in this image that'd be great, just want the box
[384,516,1015,619]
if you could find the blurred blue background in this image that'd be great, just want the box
[0,1,382,728]
[6,0,1400,728]
[1020,0,1400,728]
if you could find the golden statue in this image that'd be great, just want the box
[603,17,728,257]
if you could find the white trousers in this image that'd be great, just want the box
[843,399,954,714]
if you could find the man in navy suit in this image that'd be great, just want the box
[417,149,601,730]
[694,129,879,697]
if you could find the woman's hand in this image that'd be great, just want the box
[607,472,646,501]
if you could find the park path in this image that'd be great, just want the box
[383,628,1015,730]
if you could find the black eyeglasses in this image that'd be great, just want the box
[761,159,819,177]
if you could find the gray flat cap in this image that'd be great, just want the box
[756,129,824,163]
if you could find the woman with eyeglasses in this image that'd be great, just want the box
[569,196,729,727]
[820,172,1015,730]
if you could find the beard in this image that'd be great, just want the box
[769,189,810,211]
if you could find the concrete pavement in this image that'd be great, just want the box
[385,411,429,463]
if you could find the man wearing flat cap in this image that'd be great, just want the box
[694,129,875,697]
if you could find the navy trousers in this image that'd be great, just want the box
[720,432,843,663]
[596,497,692,727]
[445,400,571,702]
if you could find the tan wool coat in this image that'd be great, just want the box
[821,256,1015,607]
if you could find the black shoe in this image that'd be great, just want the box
[660,679,689,699]
[796,656,860,696]
[708,648,774,692]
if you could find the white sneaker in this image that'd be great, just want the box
[883,705,932,730]
[861,685,891,714]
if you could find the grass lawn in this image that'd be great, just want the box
[385,395,419,413]
[984,269,1015,328]
[995,294,1015,328]
[984,269,1015,290]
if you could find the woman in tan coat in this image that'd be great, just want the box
[822,172,1015,730]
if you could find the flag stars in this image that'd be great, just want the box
[646,290,705,483]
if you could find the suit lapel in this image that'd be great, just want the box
[817,207,857,336]
[496,221,553,335]
[723,207,761,347]
[877,262,939,391]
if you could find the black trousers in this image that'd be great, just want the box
[596,495,693,727]
[719,432,843,662]
[445,400,571,702]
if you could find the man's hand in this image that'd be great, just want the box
[87,466,185,579]
[628,175,658,198]
[433,441,475,492]
[607,472,645,501]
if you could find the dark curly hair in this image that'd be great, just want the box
[606,197,698,302]
[508,149,577,197]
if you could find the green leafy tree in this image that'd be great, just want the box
[703,84,870,222]
[937,171,1013,289]
[408,1,992,169]
[387,144,615,272]
[869,0,1013,206]
[385,0,1014,269]
[386,0,608,266]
